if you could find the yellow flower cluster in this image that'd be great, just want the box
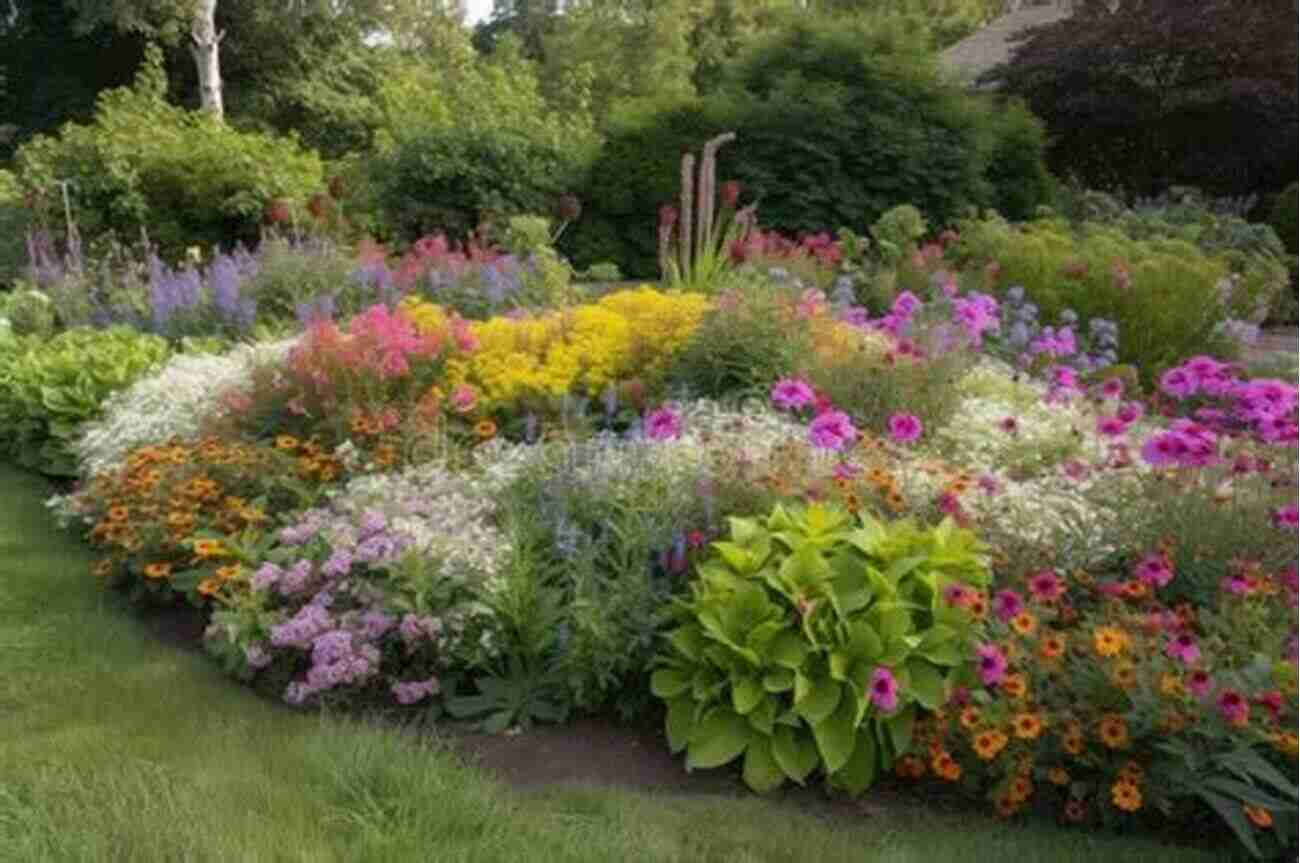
[445,287,709,410]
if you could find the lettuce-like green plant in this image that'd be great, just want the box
[652,502,990,794]
[0,326,170,475]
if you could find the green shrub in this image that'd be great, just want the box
[566,20,1052,277]
[652,502,990,793]
[13,48,324,258]
[0,326,170,476]
[1272,182,1298,256]
[0,286,56,339]
[953,215,1278,378]
[0,169,29,287]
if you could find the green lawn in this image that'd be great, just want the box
[0,462,1220,863]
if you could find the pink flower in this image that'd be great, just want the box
[833,461,858,480]
[1216,689,1249,727]
[1273,503,1299,530]
[449,384,478,414]
[1028,570,1064,602]
[869,666,900,713]
[809,410,859,451]
[977,473,1002,496]
[891,291,921,319]
[1100,378,1125,400]
[1116,401,1144,424]
[999,416,1019,435]
[1164,633,1200,665]
[1096,416,1128,437]
[1256,690,1284,723]
[771,377,816,411]
[993,589,1024,622]
[887,413,923,444]
[1160,366,1198,399]
[1187,669,1213,698]
[943,584,973,607]
[1134,554,1174,588]
[645,405,683,441]
[976,643,1007,686]
[1220,574,1252,596]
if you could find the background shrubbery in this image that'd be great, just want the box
[13,49,323,257]
[566,19,1053,277]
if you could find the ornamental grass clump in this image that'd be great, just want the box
[653,501,990,794]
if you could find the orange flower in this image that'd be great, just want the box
[1001,673,1028,699]
[192,539,226,560]
[107,505,130,523]
[1159,672,1183,697]
[474,419,498,440]
[1038,633,1066,661]
[959,706,982,730]
[197,577,222,597]
[142,562,172,580]
[1093,627,1127,657]
[968,595,988,620]
[895,755,926,779]
[973,730,1009,761]
[1098,714,1129,749]
[1007,775,1034,803]
[1012,712,1044,740]
[1119,760,1144,783]
[1010,612,1037,636]
[1110,779,1142,812]
[1244,805,1273,828]
[215,564,243,582]
[931,751,961,781]
[1269,731,1299,757]
[91,559,115,579]
[1061,723,1085,756]
[275,434,300,451]
[1047,766,1070,786]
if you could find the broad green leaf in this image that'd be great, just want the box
[794,674,842,725]
[882,705,916,756]
[768,630,809,670]
[742,737,787,793]
[687,708,752,770]
[732,675,765,715]
[747,696,777,736]
[833,730,878,795]
[907,659,945,710]
[650,668,691,699]
[665,696,696,753]
[667,625,706,661]
[812,696,858,774]
[771,726,820,784]
[762,668,794,693]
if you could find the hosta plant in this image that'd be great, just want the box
[652,501,991,793]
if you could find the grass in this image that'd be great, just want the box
[0,462,1223,863]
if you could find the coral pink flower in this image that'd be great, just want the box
[1187,669,1213,698]
[1164,633,1200,665]
[1134,554,1174,588]
[1216,689,1249,727]
[449,384,478,414]
[1028,570,1065,602]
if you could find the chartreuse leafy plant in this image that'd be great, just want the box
[0,326,170,475]
[652,502,990,794]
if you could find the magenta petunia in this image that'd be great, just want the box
[869,666,900,713]
[1027,570,1065,602]
[644,405,683,441]
[1273,503,1299,530]
[887,413,923,444]
[976,642,1007,686]
[1100,377,1125,400]
[1134,554,1174,588]
[993,589,1024,622]
[1216,689,1249,726]
[1164,633,1201,665]
[1187,669,1213,698]
[1159,366,1198,399]
[1096,416,1128,438]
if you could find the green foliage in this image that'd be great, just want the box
[240,237,360,324]
[13,47,324,257]
[567,19,1050,276]
[953,214,1278,379]
[367,40,599,241]
[0,169,30,287]
[870,205,927,264]
[0,326,170,475]
[0,286,56,339]
[1272,182,1298,256]
[668,277,811,398]
[654,501,990,793]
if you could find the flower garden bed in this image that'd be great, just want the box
[3,211,1297,861]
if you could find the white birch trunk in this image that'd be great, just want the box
[190,0,224,121]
